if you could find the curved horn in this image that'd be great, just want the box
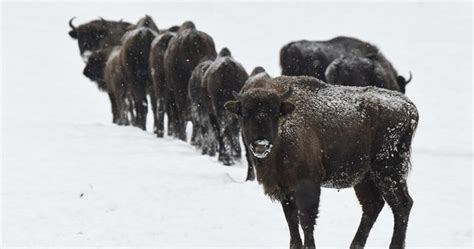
[280,86,293,100]
[69,17,77,30]
[232,91,241,100]
[99,16,106,23]
[405,71,413,84]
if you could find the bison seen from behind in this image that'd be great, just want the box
[188,58,216,154]
[202,48,248,165]
[164,21,217,141]
[119,16,159,130]
[150,31,177,137]
[225,74,418,249]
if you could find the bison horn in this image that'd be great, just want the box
[405,72,413,84]
[232,91,241,100]
[99,16,106,23]
[280,86,293,100]
[69,17,77,30]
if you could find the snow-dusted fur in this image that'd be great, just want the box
[225,74,418,249]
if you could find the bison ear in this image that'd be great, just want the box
[69,30,78,39]
[280,102,295,116]
[224,101,241,115]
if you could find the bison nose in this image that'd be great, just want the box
[249,139,272,159]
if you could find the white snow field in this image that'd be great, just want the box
[1,2,472,248]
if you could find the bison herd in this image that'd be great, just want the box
[69,15,419,249]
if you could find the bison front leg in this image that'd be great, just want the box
[295,181,321,249]
[281,193,302,249]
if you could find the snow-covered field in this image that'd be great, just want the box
[1,2,472,248]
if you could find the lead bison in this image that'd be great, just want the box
[225,74,418,249]
[164,21,217,141]
[68,17,130,58]
[280,36,412,92]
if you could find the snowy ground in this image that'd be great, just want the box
[1,2,472,248]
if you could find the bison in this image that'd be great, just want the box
[118,16,159,130]
[150,31,178,137]
[280,36,411,92]
[103,46,130,125]
[68,17,130,58]
[82,46,116,92]
[202,48,248,165]
[164,21,217,141]
[225,74,418,249]
[325,54,412,93]
[188,58,216,154]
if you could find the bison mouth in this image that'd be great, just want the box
[249,139,272,159]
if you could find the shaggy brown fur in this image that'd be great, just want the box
[225,75,418,249]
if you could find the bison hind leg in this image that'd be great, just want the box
[350,175,385,249]
[371,143,414,248]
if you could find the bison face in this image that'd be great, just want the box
[83,50,106,82]
[225,87,294,159]
[72,28,107,57]
[69,18,108,58]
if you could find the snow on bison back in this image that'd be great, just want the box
[225,73,419,249]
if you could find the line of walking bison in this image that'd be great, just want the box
[70,15,419,249]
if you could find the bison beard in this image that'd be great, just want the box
[225,75,418,249]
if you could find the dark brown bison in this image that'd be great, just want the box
[150,31,177,137]
[225,74,418,249]
[325,54,412,93]
[119,16,159,130]
[280,36,411,92]
[202,48,248,165]
[68,17,130,58]
[188,58,216,154]
[82,46,116,91]
[164,21,217,141]
[103,47,130,125]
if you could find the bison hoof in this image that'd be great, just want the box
[219,157,234,166]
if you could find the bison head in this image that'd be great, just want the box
[69,17,110,57]
[82,49,107,83]
[225,86,294,159]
